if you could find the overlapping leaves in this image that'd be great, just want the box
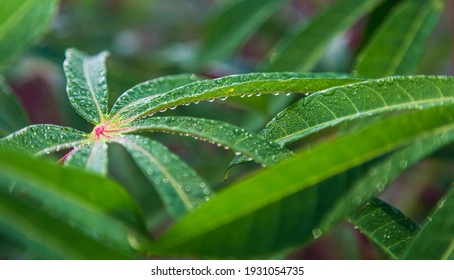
[1,49,359,220]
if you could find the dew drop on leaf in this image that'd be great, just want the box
[312,228,322,239]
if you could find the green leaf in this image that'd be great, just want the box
[354,0,445,77]
[405,187,454,259]
[113,135,212,219]
[109,72,362,125]
[348,198,420,260]
[0,124,88,155]
[64,49,110,125]
[0,191,130,259]
[259,76,454,146]
[0,148,149,259]
[151,105,454,258]
[194,0,290,66]
[111,74,202,115]
[321,134,454,232]
[64,141,109,175]
[127,116,292,166]
[262,0,383,71]
[0,77,28,136]
[0,0,57,72]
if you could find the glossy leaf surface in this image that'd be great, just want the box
[114,135,212,219]
[151,106,454,258]
[111,74,202,114]
[348,198,420,260]
[260,76,454,145]
[0,124,88,156]
[128,116,292,166]
[64,48,109,124]
[109,72,362,125]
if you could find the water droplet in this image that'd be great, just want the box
[399,160,408,169]
[170,106,177,110]
[208,98,215,102]
[235,151,241,156]
[220,96,228,101]
[286,93,291,96]
[255,93,262,97]
[312,228,322,239]
[273,93,280,96]
[247,94,253,97]
[240,94,246,98]
[159,108,167,113]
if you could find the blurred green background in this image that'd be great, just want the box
[2,0,453,259]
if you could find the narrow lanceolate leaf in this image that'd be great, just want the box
[111,74,202,114]
[0,124,88,155]
[314,132,454,260]
[64,141,109,175]
[64,49,109,125]
[150,106,454,258]
[321,135,454,233]
[0,0,57,72]
[113,135,212,219]
[0,192,130,259]
[260,76,454,146]
[109,72,362,125]
[405,187,454,260]
[0,149,149,259]
[0,77,28,136]
[348,198,420,260]
[194,0,290,65]
[127,116,292,166]
[354,0,445,77]
[262,0,383,71]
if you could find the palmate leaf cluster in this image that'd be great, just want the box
[0,0,453,260]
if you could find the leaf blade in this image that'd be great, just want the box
[64,141,109,175]
[354,0,445,77]
[194,0,290,66]
[0,148,149,259]
[259,76,454,146]
[111,73,202,115]
[113,135,212,219]
[405,187,454,260]
[262,0,383,71]
[0,124,88,156]
[0,0,57,72]
[348,198,420,260]
[109,72,362,125]
[64,49,109,125]
[0,77,29,136]
[128,116,292,166]
[151,105,454,258]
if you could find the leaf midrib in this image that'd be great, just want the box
[157,119,454,249]
[114,136,195,211]
[83,57,105,124]
[384,2,434,76]
[272,96,453,144]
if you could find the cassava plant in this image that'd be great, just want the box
[0,0,453,260]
